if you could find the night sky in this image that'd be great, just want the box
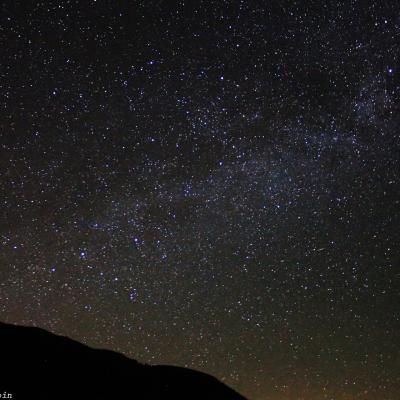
[1,1,399,399]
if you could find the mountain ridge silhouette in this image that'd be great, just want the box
[0,321,247,399]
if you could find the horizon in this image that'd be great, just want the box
[0,1,399,399]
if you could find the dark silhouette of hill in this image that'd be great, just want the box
[0,321,247,399]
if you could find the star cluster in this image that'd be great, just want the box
[0,1,399,399]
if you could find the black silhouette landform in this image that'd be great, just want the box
[0,321,246,399]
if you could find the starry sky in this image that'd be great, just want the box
[1,1,399,399]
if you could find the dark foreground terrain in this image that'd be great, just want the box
[0,321,246,399]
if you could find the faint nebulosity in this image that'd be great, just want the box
[0,1,399,399]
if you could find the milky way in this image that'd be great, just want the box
[0,1,399,398]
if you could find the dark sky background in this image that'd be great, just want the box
[1,1,399,399]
